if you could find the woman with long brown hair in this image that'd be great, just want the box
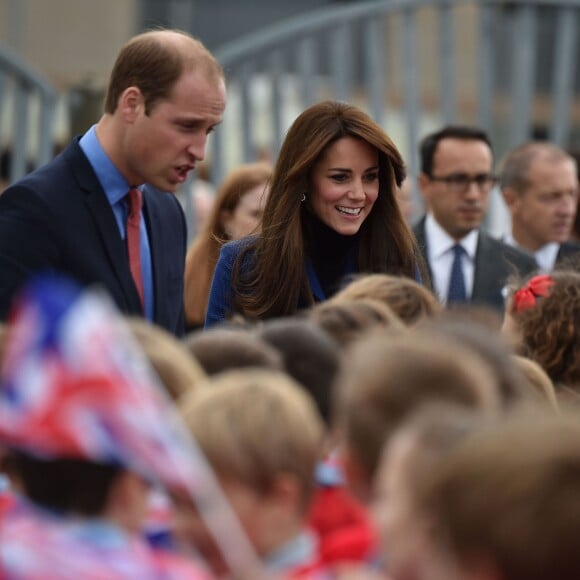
[184,162,272,328]
[205,100,423,327]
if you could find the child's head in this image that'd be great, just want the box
[334,273,442,325]
[177,369,324,571]
[505,271,580,390]
[414,410,580,580]
[374,404,485,580]
[511,355,560,411]
[418,315,531,406]
[255,317,340,427]
[127,317,206,400]
[184,327,284,375]
[334,331,499,500]
[3,452,149,533]
[307,298,405,349]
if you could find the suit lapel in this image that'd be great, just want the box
[412,218,434,284]
[66,141,142,311]
[557,241,580,266]
[142,187,164,318]
[471,233,498,302]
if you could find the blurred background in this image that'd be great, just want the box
[1,0,580,234]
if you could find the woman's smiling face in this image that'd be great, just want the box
[309,136,380,236]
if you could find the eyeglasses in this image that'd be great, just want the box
[428,173,498,193]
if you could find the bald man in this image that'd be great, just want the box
[500,142,580,272]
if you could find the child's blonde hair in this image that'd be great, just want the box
[126,317,206,400]
[512,355,560,411]
[180,369,324,508]
[335,332,500,482]
[334,273,442,325]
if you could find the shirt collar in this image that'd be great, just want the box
[425,213,479,260]
[504,234,554,272]
[79,125,134,205]
[264,530,317,572]
[534,242,560,273]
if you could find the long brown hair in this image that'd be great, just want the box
[233,100,419,320]
[184,162,272,325]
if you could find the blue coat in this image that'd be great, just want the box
[205,237,358,328]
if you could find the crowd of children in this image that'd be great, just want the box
[1,266,580,579]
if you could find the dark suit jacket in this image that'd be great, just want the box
[0,139,186,335]
[556,241,580,269]
[413,217,538,311]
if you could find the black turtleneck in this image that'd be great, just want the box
[303,210,360,299]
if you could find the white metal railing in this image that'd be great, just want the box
[0,44,58,184]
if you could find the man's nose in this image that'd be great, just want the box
[188,134,207,161]
[463,180,482,199]
[558,194,577,216]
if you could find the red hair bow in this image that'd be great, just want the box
[512,274,555,313]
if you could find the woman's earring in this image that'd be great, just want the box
[301,193,306,203]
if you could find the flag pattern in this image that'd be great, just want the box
[0,276,197,493]
[0,494,211,579]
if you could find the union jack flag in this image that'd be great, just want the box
[0,275,264,578]
[0,276,197,493]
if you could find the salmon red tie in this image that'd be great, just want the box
[127,188,144,310]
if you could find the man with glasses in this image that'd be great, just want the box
[500,142,580,273]
[413,126,536,310]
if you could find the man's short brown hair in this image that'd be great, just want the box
[104,29,223,115]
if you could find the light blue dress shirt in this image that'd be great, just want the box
[79,126,154,320]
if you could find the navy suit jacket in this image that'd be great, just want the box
[0,139,186,335]
[556,240,580,268]
[413,217,537,311]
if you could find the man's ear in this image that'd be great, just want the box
[118,86,144,121]
[418,172,432,205]
[501,187,520,212]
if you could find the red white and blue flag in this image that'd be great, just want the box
[0,276,264,578]
[0,276,198,493]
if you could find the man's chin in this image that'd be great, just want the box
[552,231,572,244]
[153,180,179,194]
[454,223,480,239]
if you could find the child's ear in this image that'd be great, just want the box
[104,470,150,532]
[342,444,372,502]
[270,472,302,510]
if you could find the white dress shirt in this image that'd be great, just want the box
[504,234,556,273]
[425,214,479,304]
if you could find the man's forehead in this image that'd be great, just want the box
[434,138,493,167]
[527,157,578,183]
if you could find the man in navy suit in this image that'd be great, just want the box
[0,30,226,335]
[413,126,536,311]
[500,142,580,272]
